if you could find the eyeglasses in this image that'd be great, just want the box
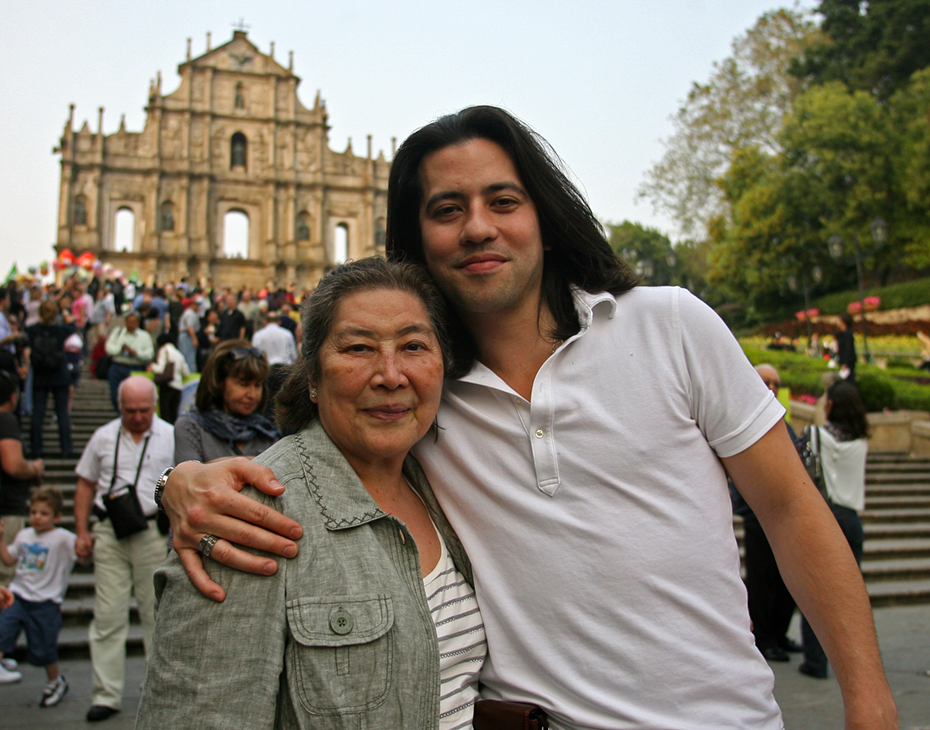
[228,347,266,362]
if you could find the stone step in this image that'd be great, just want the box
[860,508,930,523]
[867,579,930,607]
[862,538,930,560]
[865,483,930,496]
[865,495,930,509]
[861,557,930,583]
[59,596,143,629]
[14,625,145,662]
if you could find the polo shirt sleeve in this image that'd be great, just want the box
[76,428,105,485]
[676,289,785,459]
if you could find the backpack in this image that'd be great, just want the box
[31,328,64,374]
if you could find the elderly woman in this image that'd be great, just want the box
[173,339,278,463]
[136,258,486,729]
[799,381,870,680]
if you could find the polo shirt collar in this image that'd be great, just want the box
[455,287,618,389]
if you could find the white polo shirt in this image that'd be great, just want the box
[76,416,175,516]
[414,286,786,730]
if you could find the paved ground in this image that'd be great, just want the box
[1,605,928,728]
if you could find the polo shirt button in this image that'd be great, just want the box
[534,429,545,438]
[330,608,354,635]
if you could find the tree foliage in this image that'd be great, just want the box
[791,0,930,99]
[639,8,821,238]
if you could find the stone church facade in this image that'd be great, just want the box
[54,30,390,291]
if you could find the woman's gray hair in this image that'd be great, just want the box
[275,257,450,433]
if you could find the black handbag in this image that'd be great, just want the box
[153,362,174,385]
[103,433,151,539]
[796,425,827,498]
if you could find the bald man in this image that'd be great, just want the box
[73,376,174,722]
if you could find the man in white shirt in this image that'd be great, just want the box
[251,310,297,367]
[73,376,174,722]
[104,312,154,412]
[162,107,897,729]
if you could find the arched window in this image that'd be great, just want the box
[73,195,87,226]
[334,223,348,265]
[114,208,135,252]
[161,201,175,232]
[296,212,310,241]
[231,133,247,169]
[224,210,249,259]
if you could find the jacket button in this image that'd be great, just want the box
[330,608,354,635]
[535,429,545,438]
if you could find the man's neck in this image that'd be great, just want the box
[467,300,558,401]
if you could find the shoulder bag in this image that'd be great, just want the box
[796,425,827,498]
[103,432,152,539]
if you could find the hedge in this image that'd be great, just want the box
[741,346,930,412]
[810,277,930,315]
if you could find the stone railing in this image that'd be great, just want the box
[789,400,930,454]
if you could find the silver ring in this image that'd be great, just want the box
[198,534,219,558]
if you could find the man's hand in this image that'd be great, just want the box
[162,459,303,602]
[0,586,13,610]
[75,533,94,558]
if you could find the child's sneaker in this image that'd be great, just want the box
[40,676,69,707]
[0,658,17,671]
[0,664,22,684]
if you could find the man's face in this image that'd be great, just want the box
[120,389,156,435]
[417,138,545,319]
[125,314,140,332]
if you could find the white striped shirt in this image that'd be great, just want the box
[424,529,487,730]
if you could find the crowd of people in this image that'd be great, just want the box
[0,104,896,729]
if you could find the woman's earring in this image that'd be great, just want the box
[310,388,317,399]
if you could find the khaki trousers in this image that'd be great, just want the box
[89,518,166,709]
[0,516,25,587]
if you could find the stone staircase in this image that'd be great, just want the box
[17,370,147,659]
[734,452,930,608]
[14,368,930,658]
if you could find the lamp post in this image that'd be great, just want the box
[787,266,822,347]
[827,217,886,365]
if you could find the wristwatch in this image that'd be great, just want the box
[154,466,174,513]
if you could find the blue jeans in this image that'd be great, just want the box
[178,332,197,374]
[108,363,134,412]
[0,594,63,666]
[801,503,864,675]
[30,384,72,457]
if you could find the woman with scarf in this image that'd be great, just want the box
[173,340,279,464]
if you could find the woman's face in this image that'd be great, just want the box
[222,376,263,416]
[312,288,444,472]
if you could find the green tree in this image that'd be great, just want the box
[639,8,820,238]
[888,67,930,268]
[607,221,676,285]
[791,0,930,99]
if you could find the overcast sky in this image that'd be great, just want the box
[0,0,815,279]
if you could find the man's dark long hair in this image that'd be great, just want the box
[386,106,637,376]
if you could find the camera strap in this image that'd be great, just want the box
[107,429,152,496]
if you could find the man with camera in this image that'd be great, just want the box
[73,376,174,722]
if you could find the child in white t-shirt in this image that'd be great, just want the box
[0,487,77,707]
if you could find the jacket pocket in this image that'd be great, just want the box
[285,594,395,715]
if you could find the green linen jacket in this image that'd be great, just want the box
[136,419,473,730]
